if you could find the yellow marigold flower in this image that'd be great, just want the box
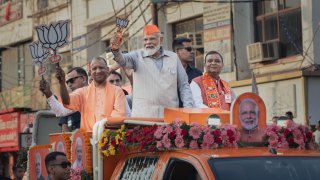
[120,124,125,131]
[102,150,109,157]
[109,146,116,155]
[115,135,120,145]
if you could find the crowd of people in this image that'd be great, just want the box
[37,24,320,145]
[37,24,234,133]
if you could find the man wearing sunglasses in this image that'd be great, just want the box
[39,67,88,132]
[173,37,203,107]
[172,37,202,83]
[45,151,71,180]
[56,57,126,131]
[110,24,194,118]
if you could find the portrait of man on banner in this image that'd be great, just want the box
[35,153,45,180]
[238,98,265,144]
[56,141,65,153]
[72,137,83,169]
[231,92,266,145]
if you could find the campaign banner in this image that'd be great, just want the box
[231,92,266,144]
[29,145,51,180]
[0,112,19,151]
[71,129,92,173]
[49,133,72,161]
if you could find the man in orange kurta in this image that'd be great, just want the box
[56,57,125,131]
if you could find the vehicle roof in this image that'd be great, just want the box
[158,147,320,159]
[171,147,320,159]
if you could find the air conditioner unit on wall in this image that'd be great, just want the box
[246,41,279,63]
[176,32,203,48]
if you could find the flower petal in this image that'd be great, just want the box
[43,43,50,48]
[37,43,44,57]
[43,26,50,43]
[54,23,62,42]
[48,25,58,44]
[50,43,58,50]
[60,21,68,42]
[36,27,46,44]
[58,40,66,47]
[29,44,36,59]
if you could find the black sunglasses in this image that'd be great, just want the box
[109,79,121,83]
[51,161,71,169]
[66,76,82,84]
[178,47,194,52]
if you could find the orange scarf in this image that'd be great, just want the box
[202,73,230,108]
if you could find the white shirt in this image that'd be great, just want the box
[313,130,320,144]
[190,81,208,108]
[47,95,75,117]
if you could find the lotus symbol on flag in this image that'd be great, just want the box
[36,20,70,51]
[29,42,50,65]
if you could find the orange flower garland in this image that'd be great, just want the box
[61,133,72,161]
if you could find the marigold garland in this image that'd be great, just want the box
[98,120,317,157]
[62,133,72,162]
[98,125,126,157]
[50,133,72,161]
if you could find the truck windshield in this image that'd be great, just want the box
[209,156,320,180]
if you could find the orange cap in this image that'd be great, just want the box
[143,25,160,35]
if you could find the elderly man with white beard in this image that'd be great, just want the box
[239,98,265,144]
[110,24,194,118]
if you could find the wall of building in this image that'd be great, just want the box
[233,3,254,80]
[0,0,33,46]
[71,0,88,67]
[233,75,305,125]
[306,76,320,125]
[301,0,320,66]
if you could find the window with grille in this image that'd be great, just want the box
[120,156,159,180]
[254,0,302,58]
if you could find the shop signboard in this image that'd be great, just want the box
[0,112,19,152]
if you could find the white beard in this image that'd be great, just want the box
[144,44,161,56]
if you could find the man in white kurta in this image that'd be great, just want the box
[110,25,194,118]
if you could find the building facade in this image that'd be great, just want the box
[0,0,319,178]
[0,0,319,123]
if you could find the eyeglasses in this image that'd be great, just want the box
[178,47,194,52]
[109,79,121,84]
[66,76,82,84]
[50,162,71,169]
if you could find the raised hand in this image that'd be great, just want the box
[39,79,52,98]
[110,31,123,51]
[55,65,66,84]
